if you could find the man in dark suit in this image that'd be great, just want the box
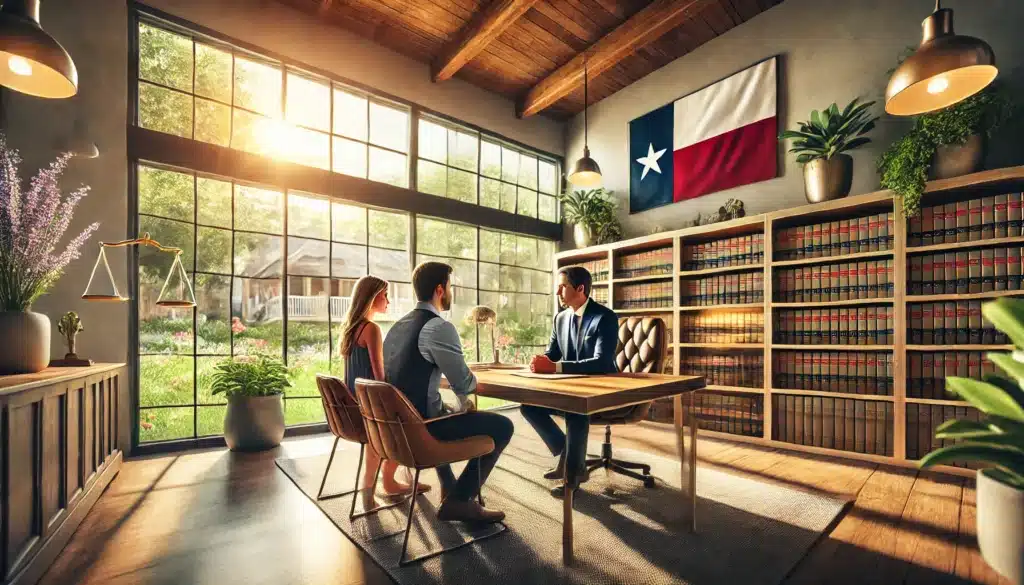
[523,265,619,497]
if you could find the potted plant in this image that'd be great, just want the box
[879,86,1014,217]
[558,187,623,248]
[210,354,290,451]
[919,297,1024,583]
[0,137,98,374]
[780,98,879,204]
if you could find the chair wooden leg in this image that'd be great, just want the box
[316,437,342,500]
[476,457,485,507]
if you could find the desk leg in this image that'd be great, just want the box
[562,433,574,566]
[676,393,698,532]
[688,391,698,533]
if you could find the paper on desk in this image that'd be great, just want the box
[509,372,587,380]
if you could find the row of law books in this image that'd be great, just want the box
[678,312,764,344]
[775,213,895,260]
[907,247,1024,294]
[907,301,1008,344]
[906,404,980,465]
[908,351,998,400]
[907,194,1024,247]
[679,353,763,388]
[681,234,765,270]
[591,285,609,305]
[693,391,764,438]
[775,259,894,302]
[680,273,764,306]
[774,307,895,345]
[772,395,894,456]
[615,281,672,310]
[772,351,894,396]
[615,248,673,279]
[572,259,609,282]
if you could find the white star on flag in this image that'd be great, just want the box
[636,143,667,181]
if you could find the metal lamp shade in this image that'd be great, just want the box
[0,1,77,99]
[885,7,996,116]
[569,147,603,187]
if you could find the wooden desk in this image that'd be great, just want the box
[472,368,704,566]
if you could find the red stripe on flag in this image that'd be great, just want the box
[672,116,777,202]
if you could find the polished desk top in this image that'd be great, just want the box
[472,367,704,415]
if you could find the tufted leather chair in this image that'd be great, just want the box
[354,379,506,566]
[586,317,666,488]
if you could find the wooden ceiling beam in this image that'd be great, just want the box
[517,0,716,117]
[432,0,542,82]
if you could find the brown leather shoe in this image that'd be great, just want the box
[543,455,566,480]
[437,499,506,523]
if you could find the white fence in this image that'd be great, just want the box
[248,295,413,323]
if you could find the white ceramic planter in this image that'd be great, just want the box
[977,469,1024,584]
[223,394,285,452]
[0,311,51,374]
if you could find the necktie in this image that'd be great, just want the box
[572,314,582,359]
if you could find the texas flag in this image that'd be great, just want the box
[629,57,778,213]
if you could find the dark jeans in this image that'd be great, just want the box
[426,411,514,502]
[520,405,589,484]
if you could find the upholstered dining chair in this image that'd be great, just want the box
[585,316,666,488]
[353,378,507,566]
[314,374,405,519]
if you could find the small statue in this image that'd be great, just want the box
[690,198,747,226]
[52,312,91,367]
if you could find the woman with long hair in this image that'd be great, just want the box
[340,275,429,496]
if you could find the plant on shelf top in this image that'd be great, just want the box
[879,86,1014,218]
[557,188,622,244]
[209,354,291,398]
[779,98,879,163]
[919,297,1024,488]
[0,136,99,311]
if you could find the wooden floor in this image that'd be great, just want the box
[39,412,1010,585]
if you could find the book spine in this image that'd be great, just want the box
[982,196,995,241]
[996,194,1009,239]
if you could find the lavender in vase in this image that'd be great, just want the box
[0,136,98,373]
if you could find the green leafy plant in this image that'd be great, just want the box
[779,98,879,163]
[919,297,1024,488]
[209,354,291,398]
[557,188,622,244]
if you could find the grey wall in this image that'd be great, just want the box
[1,0,566,369]
[565,0,1024,244]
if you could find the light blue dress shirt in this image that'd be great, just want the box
[415,301,478,417]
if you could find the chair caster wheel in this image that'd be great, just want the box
[643,477,656,489]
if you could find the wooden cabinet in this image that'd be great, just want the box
[0,364,126,585]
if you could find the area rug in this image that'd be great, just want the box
[276,417,849,585]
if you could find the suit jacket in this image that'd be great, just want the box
[545,299,619,375]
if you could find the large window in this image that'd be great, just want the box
[132,13,559,446]
[137,22,410,187]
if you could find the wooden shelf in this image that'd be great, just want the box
[772,344,893,350]
[906,234,1024,254]
[678,263,763,277]
[906,397,969,406]
[678,303,764,312]
[771,388,895,402]
[907,290,1024,302]
[772,298,893,308]
[703,384,766,395]
[906,344,1012,351]
[771,249,893,267]
[592,281,609,286]
[612,273,673,284]
[675,342,763,349]
[614,307,674,314]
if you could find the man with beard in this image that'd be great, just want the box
[523,266,619,497]
[383,261,513,523]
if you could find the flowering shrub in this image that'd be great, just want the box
[0,137,98,311]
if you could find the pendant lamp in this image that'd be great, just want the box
[885,0,997,116]
[569,52,602,188]
[0,0,76,99]
[82,234,197,308]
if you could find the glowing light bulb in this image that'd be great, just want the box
[927,76,950,95]
[8,56,32,76]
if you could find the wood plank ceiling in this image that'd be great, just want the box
[276,0,783,120]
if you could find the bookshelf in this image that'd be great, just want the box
[555,165,1024,477]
